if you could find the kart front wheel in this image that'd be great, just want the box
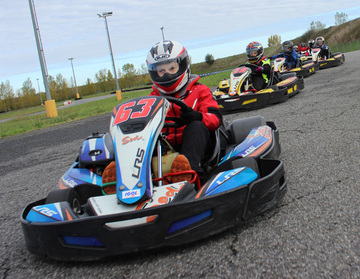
[45,188,82,214]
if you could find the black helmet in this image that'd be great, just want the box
[308,39,315,48]
[245,41,264,63]
[282,41,294,54]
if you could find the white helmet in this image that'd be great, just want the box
[146,40,191,94]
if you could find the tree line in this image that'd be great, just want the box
[0,63,151,113]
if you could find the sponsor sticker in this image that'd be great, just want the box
[63,177,77,187]
[35,206,58,217]
[122,189,141,199]
[214,168,244,186]
[243,145,256,156]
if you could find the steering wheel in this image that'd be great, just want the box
[237,63,259,72]
[163,96,191,128]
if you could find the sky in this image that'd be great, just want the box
[1,1,360,93]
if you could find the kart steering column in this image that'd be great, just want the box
[157,140,163,186]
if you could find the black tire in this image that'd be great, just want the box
[45,188,82,214]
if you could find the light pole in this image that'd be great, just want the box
[28,0,57,117]
[97,12,120,91]
[36,78,43,105]
[161,27,165,41]
[68,58,81,99]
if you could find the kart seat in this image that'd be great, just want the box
[203,129,221,162]
[273,71,296,83]
[201,128,222,172]
[227,116,267,146]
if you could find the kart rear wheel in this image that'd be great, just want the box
[45,188,82,214]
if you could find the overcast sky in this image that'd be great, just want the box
[1,1,360,92]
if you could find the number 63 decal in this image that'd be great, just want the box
[113,98,156,126]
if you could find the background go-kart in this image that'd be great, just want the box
[0,50,359,278]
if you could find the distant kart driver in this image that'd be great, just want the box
[245,41,271,91]
[307,39,316,55]
[272,40,299,69]
[315,36,330,59]
[298,42,310,56]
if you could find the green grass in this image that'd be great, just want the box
[0,89,151,138]
[0,90,115,121]
[0,73,230,138]
[0,105,46,121]
[199,70,232,88]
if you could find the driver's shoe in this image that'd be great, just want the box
[169,154,192,183]
[102,161,116,183]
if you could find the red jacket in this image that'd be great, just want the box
[298,44,310,56]
[149,75,221,146]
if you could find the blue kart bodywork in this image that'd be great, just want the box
[20,97,287,261]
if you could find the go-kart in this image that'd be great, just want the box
[272,57,317,78]
[213,63,304,114]
[20,96,287,261]
[316,51,345,69]
[300,48,345,69]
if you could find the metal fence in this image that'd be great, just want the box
[330,39,360,53]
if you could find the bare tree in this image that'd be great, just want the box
[335,12,348,25]
[20,78,37,108]
[0,81,15,111]
[139,63,148,75]
[309,21,326,31]
[95,69,108,92]
[82,78,97,96]
[122,63,137,76]
[268,34,282,47]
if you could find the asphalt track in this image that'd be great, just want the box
[1,51,359,278]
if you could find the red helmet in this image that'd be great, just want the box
[146,40,191,94]
[246,41,264,63]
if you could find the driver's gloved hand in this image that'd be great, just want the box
[177,107,203,126]
[255,66,263,73]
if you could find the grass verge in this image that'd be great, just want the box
[0,72,229,138]
[0,89,151,138]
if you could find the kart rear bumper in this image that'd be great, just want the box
[318,53,345,69]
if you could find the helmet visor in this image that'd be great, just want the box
[248,50,258,57]
[147,54,188,85]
